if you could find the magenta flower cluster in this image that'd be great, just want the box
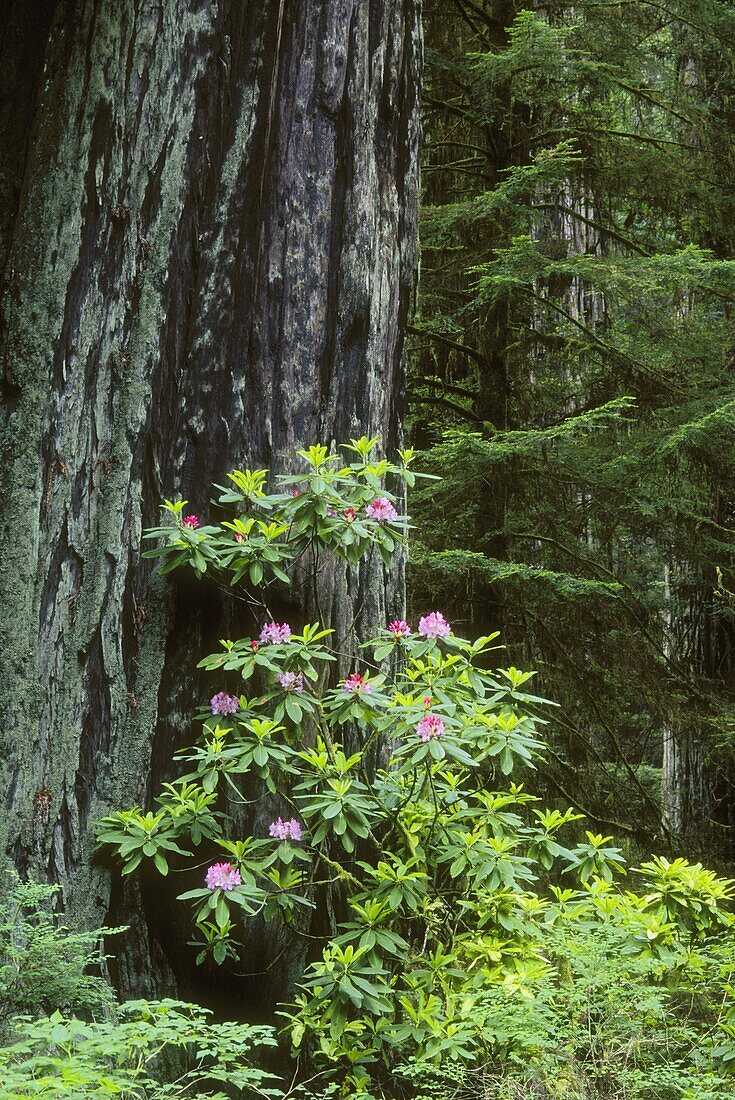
[269,817,303,842]
[182,514,200,530]
[365,497,398,522]
[205,862,242,891]
[260,621,292,644]
[210,691,239,717]
[343,672,371,694]
[388,619,411,637]
[277,670,304,694]
[418,611,451,639]
[416,713,446,741]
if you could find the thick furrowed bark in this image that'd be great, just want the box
[0,0,420,1001]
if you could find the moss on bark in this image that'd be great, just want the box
[0,0,421,1001]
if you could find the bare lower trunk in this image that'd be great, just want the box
[661,563,682,837]
[0,0,421,1004]
[661,563,708,841]
[662,724,706,841]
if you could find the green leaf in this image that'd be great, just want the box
[153,852,169,876]
[284,695,303,723]
[499,745,515,774]
[215,895,229,928]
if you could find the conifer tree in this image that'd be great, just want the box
[0,0,421,998]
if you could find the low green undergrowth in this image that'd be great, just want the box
[0,1000,280,1099]
[4,441,734,1100]
[0,870,117,1032]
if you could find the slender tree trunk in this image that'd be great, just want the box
[661,562,710,842]
[0,0,421,1003]
[661,564,683,837]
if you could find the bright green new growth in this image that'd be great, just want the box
[97,440,735,1099]
[143,437,417,582]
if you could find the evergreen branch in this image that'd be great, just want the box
[611,78,696,126]
[582,127,693,150]
[519,606,671,836]
[415,376,479,400]
[453,0,499,31]
[422,94,476,121]
[577,0,724,40]
[408,324,484,363]
[520,287,688,393]
[451,0,490,39]
[407,392,483,423]
[423,162,496,182]
[541,752,637,836]
[427,139,496,160]
[531,202,650,256]
[505,530,726,702]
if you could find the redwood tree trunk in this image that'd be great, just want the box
[0,0,421,1003]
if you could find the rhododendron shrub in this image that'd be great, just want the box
[98,439,735,1099]
[141,438,413,582]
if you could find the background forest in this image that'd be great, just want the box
[2,1,735,1099]
[411,0,735,854]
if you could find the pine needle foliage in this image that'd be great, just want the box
[411,0,735,845]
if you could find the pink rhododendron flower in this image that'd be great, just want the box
[234,532,245,543]
[388,619,411,637]
[343,506,356,522]
[416,713,445,741]
[205,862,242,890]
[343,672,371,694]
[210,691,239,717]
[418,611,451,639]
[423,696,432,709]
[365,497,398,522]
[182,514,200,529]
[269,817,303,842]
[277,670,304,694]
[260,621,292,644]
[251,639,260,651]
